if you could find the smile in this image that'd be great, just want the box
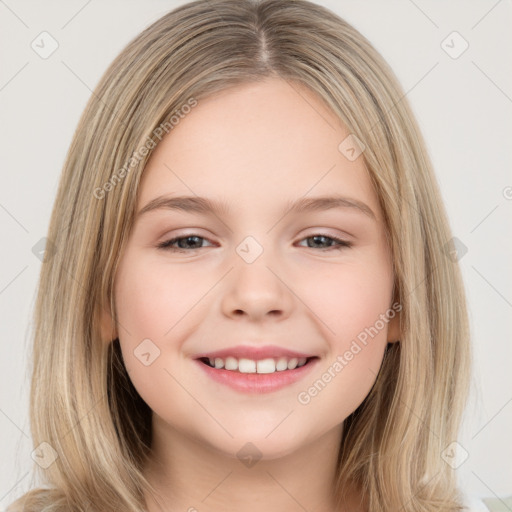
[194,353,319,394]
[199,355,312,373]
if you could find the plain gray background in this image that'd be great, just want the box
[1,0,511,507]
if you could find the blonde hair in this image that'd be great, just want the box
[8,0,471,511]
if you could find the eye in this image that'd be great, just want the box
[157,233,352,252]
[296,234,352,251]
[157,235,214,252]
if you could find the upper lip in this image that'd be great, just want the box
[194,345,317,360]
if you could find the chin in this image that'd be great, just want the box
[205,426,307,463]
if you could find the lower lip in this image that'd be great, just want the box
[194,358,319,394]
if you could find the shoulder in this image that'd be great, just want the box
[460,493,491,511]
[460,491,512,512]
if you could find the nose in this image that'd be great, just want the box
[220,250,294,323]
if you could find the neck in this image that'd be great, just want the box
[143,416,361,512]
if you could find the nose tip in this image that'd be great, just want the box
[221,260,292,323]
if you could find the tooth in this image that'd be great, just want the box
[257,358,276,374]
[276,357,288,371]
[208,358,214,367]
[287,358,298,370]
[297,357,307,367]
[225,356,238,371]
[238,358,256,373]
[214,357,224,369]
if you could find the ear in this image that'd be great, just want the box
[99,302,118,343]
[386,306,401,344]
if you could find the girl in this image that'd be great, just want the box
[8,0,481,510]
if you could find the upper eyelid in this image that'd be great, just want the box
[158,232,352,249]
[160,230,352,241]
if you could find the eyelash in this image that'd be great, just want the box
[156,234,352,252]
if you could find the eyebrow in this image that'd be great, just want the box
[137,194,376,221]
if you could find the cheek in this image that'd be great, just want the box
[113,255,198,419]
[302,258,394,346]
[113,254,202,380]
[114,254,207,342]
[292,259,393,425]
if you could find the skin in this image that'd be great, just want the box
[102,77,400,512]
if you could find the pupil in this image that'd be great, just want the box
[311,235,328,247]
[181,236,200,248]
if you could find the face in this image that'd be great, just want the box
[105,78,400,460]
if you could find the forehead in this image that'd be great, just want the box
[137,78,381,221]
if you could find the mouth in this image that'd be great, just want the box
[197,355,318,373]
[194,353,320,394]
